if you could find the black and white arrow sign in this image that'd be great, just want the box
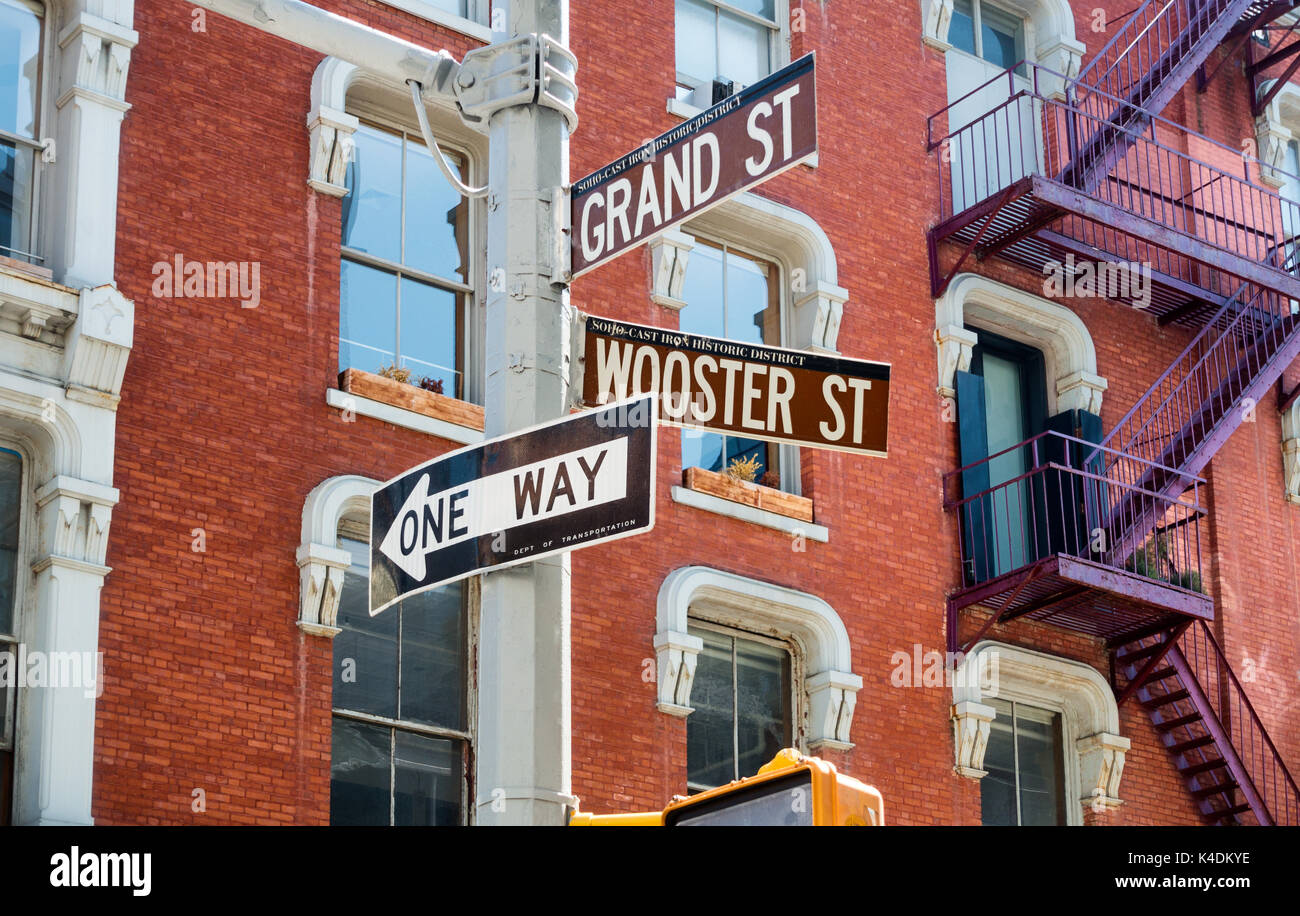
[369,396,656,617]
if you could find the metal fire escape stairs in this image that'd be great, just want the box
[933,0,1300,823]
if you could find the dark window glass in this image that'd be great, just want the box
[981,697,1067,825]
[687,625,792,791]
[331,539,468,825]
[950,0,977,55]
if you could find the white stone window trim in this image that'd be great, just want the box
[654,565,860,751]
[921,0,1084,96]
[297,475,379,637]
[378,0,493,43]
[952,641,1130,821]
[662,191,849,353]
[935,271,1108,414]
[1254,79,1300,190]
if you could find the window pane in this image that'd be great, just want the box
[0,449,18,635]
[0,139,35,261]
[734,639,789,779]
[0,0,41,138]
[981,697,1017,825]
[725,435,768,478]
[398,582,465,731]
[393,731,462,826]
[330,718,390,825]
[979,3,1025,70]
[333,565,399,719]
[339,259,397,374]
[687,630,736,788]
[718,10,770,86]
[679,241,726,339]
[728,0,775,20]
[403,143,468,282]
[949,0,976,56]
[675,0,718,85]
[725,249,769,344]
[397,278,458,396]
[1015,704,1067,826]
[682,428,725,474]
[342,125,402,262]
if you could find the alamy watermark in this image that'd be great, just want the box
[0,644,104,698]
[151,254,261,308]
[1043,254,1151,310]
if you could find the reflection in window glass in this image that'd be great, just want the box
[330,538,468,825]
[981,697,1067,825]
[0,447,19,827]
[340,123,470,399]
[675,0,776,91]
[679,241,780,483]
[687,625,792,791]
[0,0,42,263]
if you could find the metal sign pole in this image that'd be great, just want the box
[473,0,577,826]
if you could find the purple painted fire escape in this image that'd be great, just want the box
[930,0,1300,824]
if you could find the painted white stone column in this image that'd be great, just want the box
[14,476,118,826]
[48,7,138,289]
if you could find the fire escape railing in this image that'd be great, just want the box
[1175,620,1300,824]
[941,431,1205,592]
[927,62,1300,284]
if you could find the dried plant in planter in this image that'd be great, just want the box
[759,471,780,489]
[725,454,762,483]
[418,376,445,395]
[376,364,412,384]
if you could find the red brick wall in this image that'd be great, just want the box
[93,0,1299,826]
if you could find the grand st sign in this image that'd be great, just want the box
[578,315,890,456]
[570,54,817,277]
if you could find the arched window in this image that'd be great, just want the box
[298,475,474,826]
[952,641,1131,824]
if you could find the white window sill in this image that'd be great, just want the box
[670,485,829,542]
[377,0,492,42]
[664,97,819,169]
[326,388,484,445]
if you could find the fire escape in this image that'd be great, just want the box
[929,0,1300,824]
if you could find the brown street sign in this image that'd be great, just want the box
[577,314,889,457]
[570,53,817,278]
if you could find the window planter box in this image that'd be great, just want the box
[682,466,813,523]
[338,368,485,431]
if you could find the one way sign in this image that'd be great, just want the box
[369,396,656,617]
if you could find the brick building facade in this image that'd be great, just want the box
[0,0,1297,826]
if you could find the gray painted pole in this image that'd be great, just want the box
[475,0,575,825]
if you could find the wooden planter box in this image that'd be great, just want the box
[339,368,485,431]
[683,466,814,523]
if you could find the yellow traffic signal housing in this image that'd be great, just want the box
[568,748,884,826]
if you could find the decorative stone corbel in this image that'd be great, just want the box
[653,629,703,716]
[1056,369,1108,416]
[1255,114,1292,190]
[920,0,954,50]
[64,284,134,408]
[296,542,352,637]
[1036,38,1087,100]
[33,476,120,569]
[952,700,996,777]
[792,281,848,353]
[308,57,360,197]
[1076,732,1129,807]
[807,670,862,751]
[1281,397,1300,503]
[648,229,693,309]
[935,323,977,399]
[308,105,359,197]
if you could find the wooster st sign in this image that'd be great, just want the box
[369,397,656,616]
[570,54,817,277]
[577,315,890,456]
